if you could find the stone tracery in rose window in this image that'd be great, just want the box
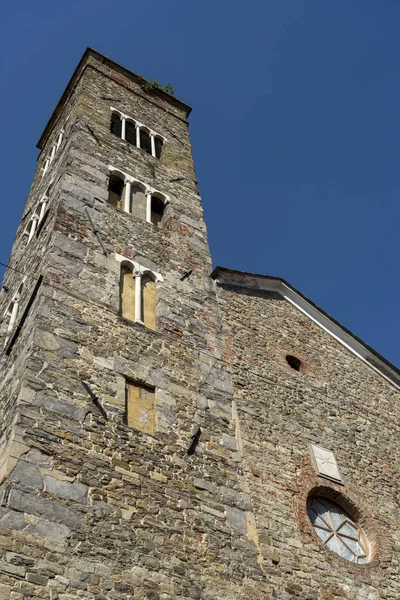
[307,496,369,564]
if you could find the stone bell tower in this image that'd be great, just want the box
[0,49,398,600]
[0,48,236,598]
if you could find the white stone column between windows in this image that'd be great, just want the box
[146,193,152,223]
[50,145,56,164]
[134,272,143,323]
[150,135,156,157]
[121,117,126,141]
[56,130,64,150]
[123,180,131,213]
[8,296,20,333]
[38,200,47,224]
[43,159,50,175]
[136,125,141,148]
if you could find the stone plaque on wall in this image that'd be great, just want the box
[310,443,342,483]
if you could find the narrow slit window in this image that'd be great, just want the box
[110,113,122,138]
[108,173,124,209]
[125,121,136,146]
[154,137,163,159]
[150,196,165,228]
[140,129,152,155]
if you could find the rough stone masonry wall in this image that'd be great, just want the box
[0,57,266,600]
[214,283,399,600]
[0,112,73,494]
[0,50,398,600]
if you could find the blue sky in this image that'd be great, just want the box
[1,1,399,367]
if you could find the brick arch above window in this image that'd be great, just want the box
[293,462,391,576]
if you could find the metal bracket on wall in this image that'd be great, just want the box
[180,269,193,281]
[82,381,108,421]
[187,424,201,455]
[85,208,108,257]
[85,124,102,147]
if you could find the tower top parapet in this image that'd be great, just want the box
[37,47,192,151]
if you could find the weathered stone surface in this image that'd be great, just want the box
[225,506,248,535]
[8,460,43,490]
[0,48,397,600]
[8,489,83,530]
[43,476,88,503]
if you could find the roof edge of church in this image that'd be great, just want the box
[37,47,192,150]
[211,266,400,390]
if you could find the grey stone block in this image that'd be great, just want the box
[0,509,27,531]
[35,394,86,422]
[225,506,248,535]
[8,489,83,530]
[8,460,43,491]
[44,476,88,503]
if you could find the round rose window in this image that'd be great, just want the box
[307,496,370,564]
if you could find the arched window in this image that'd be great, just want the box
[25,217,38,244]
[110,113,122,138]
[6,283,24,333]
[120,264,135,321]
[115,255,162,331]
[150,195,165,228]
[108,173,124,209]
[140,129,152,155]
[154,137,163,159]
[130,183,147,220]
[141,274,156,330]
[125,120,136,146]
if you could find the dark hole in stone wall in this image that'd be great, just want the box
[286,355,302,371]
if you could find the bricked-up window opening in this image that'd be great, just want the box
[140,129,152,155]
[307,496,370,564]
[150,196,165,228]
[125,120,136,146]
[130,184,147,220]
[120,264,135,321]
[154,137,163,159]
[286,355,302,371]
[108,174,124,209]
[125,381,155,434]
[141,274,156,330]
[110,112,122,138]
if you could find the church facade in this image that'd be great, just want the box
[0,49,398,599]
